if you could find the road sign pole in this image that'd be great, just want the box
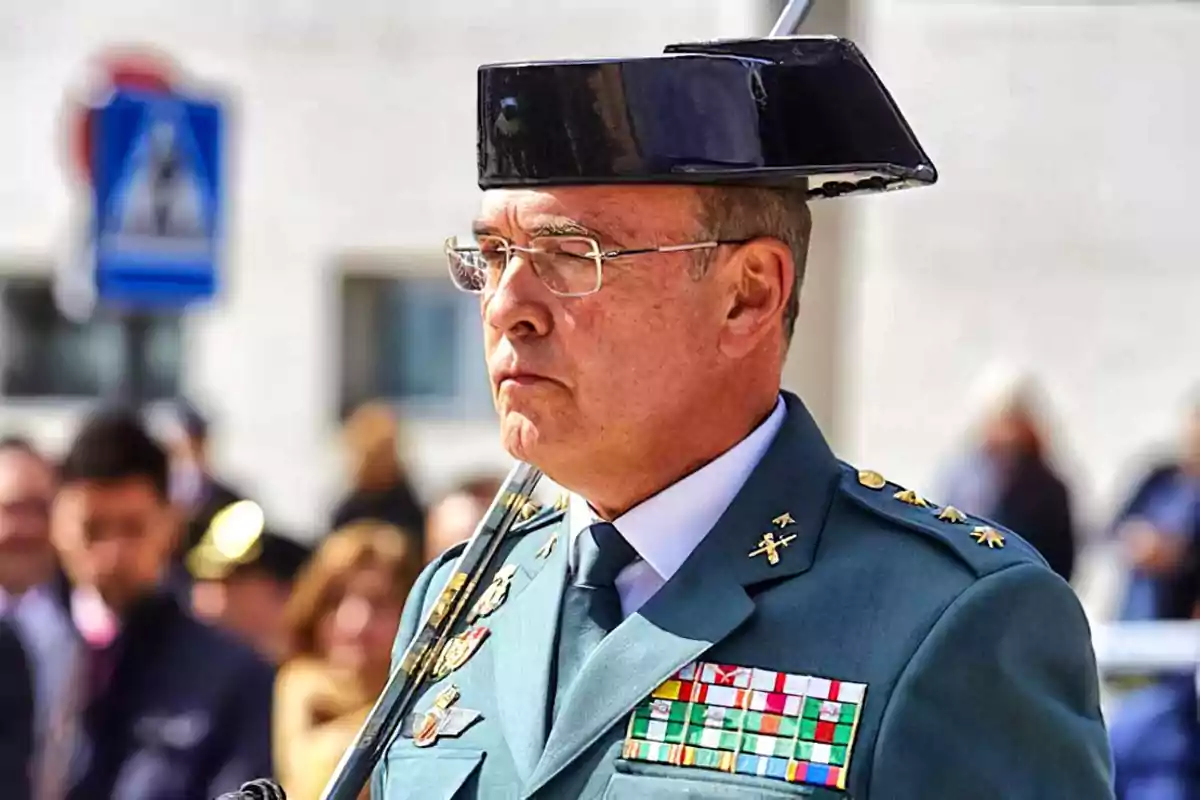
[119,311,151,409]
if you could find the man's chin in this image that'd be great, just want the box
[498,411,559,466]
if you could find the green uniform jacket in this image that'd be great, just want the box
[374,393,1112,799]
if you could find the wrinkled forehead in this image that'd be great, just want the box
[475,185,704,242]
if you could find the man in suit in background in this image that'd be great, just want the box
[0,436,76,800]
[166,401,247,556]
[53,410,275,800]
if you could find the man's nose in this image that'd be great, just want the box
[482,253,553,339]
[89,540,126,575]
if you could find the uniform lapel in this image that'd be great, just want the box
[526,393,841,794]
[489,514,570,785]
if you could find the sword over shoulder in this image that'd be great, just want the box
[317,462,544,800]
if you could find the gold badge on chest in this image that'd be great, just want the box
[431,625,490,681]
[403,684,482,748]
[468,564,518,624]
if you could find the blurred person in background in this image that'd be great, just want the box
[165,400,248,555]
[1109,562,1200,799]
[424,473,503,563]
[1112,398,1200,621]
[187,500,311,664]
[940,368,1077,582]
[52,410,274,800]
[273,521,420,800]
[0,436,74,800]
[331,401,425,551]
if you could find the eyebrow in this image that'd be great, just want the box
[471,220,500,237]
[470,218,608,241]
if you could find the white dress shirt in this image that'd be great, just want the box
[568,395,786,618]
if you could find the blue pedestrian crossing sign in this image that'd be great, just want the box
[93,89,223,308]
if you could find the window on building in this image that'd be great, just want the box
[339,273,492,420]
[0,276,183,402]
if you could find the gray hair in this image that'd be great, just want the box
[694,186,813,343]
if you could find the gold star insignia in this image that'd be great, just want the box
[519,500,541,520]
[857,470,886,490]
[970,526,1005,549]
[772,512,796,528]
[937,506,967,524]
[893,489,930,508]
[553,493,569,511]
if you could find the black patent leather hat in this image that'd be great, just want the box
[478,37,936,200]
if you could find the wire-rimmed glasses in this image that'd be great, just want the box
[444,235,745,297]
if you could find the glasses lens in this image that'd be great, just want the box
[529,237,601,296]
[446,236,506,293]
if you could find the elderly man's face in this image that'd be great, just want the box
[477,186,734,478]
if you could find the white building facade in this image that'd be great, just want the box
[0,0,1195,550]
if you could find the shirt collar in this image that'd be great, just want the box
[569,395,786,581]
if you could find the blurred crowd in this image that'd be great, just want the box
[0,379,1197,799]
[936,370,1200,800]
[0,399,501,800]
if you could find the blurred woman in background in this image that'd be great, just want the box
[273,521,420,800]
[331,402,426,553]
[940,366,1078,582]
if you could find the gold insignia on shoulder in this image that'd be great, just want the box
[857,470,886,490]
[519,500,541,520]
[536,532,557,560]
[772,512,796,528]
[553,493,569,511]
[467,565,517,623]
[970,526,1005,549]
[431,626,490,680]
[749,531,797,566]
[893,489,930,508]
[937,506,967,524]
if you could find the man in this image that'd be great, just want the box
[0,437,75,800]
[53,410,274,799]
[424,475,504,563]
[165,401,246,556]
[371,37,1112,798]
[1112,399,1200,620]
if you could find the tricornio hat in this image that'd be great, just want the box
[477,36,936,200]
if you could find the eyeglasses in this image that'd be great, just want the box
[444,235,746,297]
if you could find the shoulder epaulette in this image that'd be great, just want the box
[836,463,1047,578]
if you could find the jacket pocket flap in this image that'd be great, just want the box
[380,749,484,800]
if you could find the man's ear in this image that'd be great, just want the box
[717,237,794,359]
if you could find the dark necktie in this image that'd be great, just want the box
[552,522,638,720]
[0,617,34,800]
